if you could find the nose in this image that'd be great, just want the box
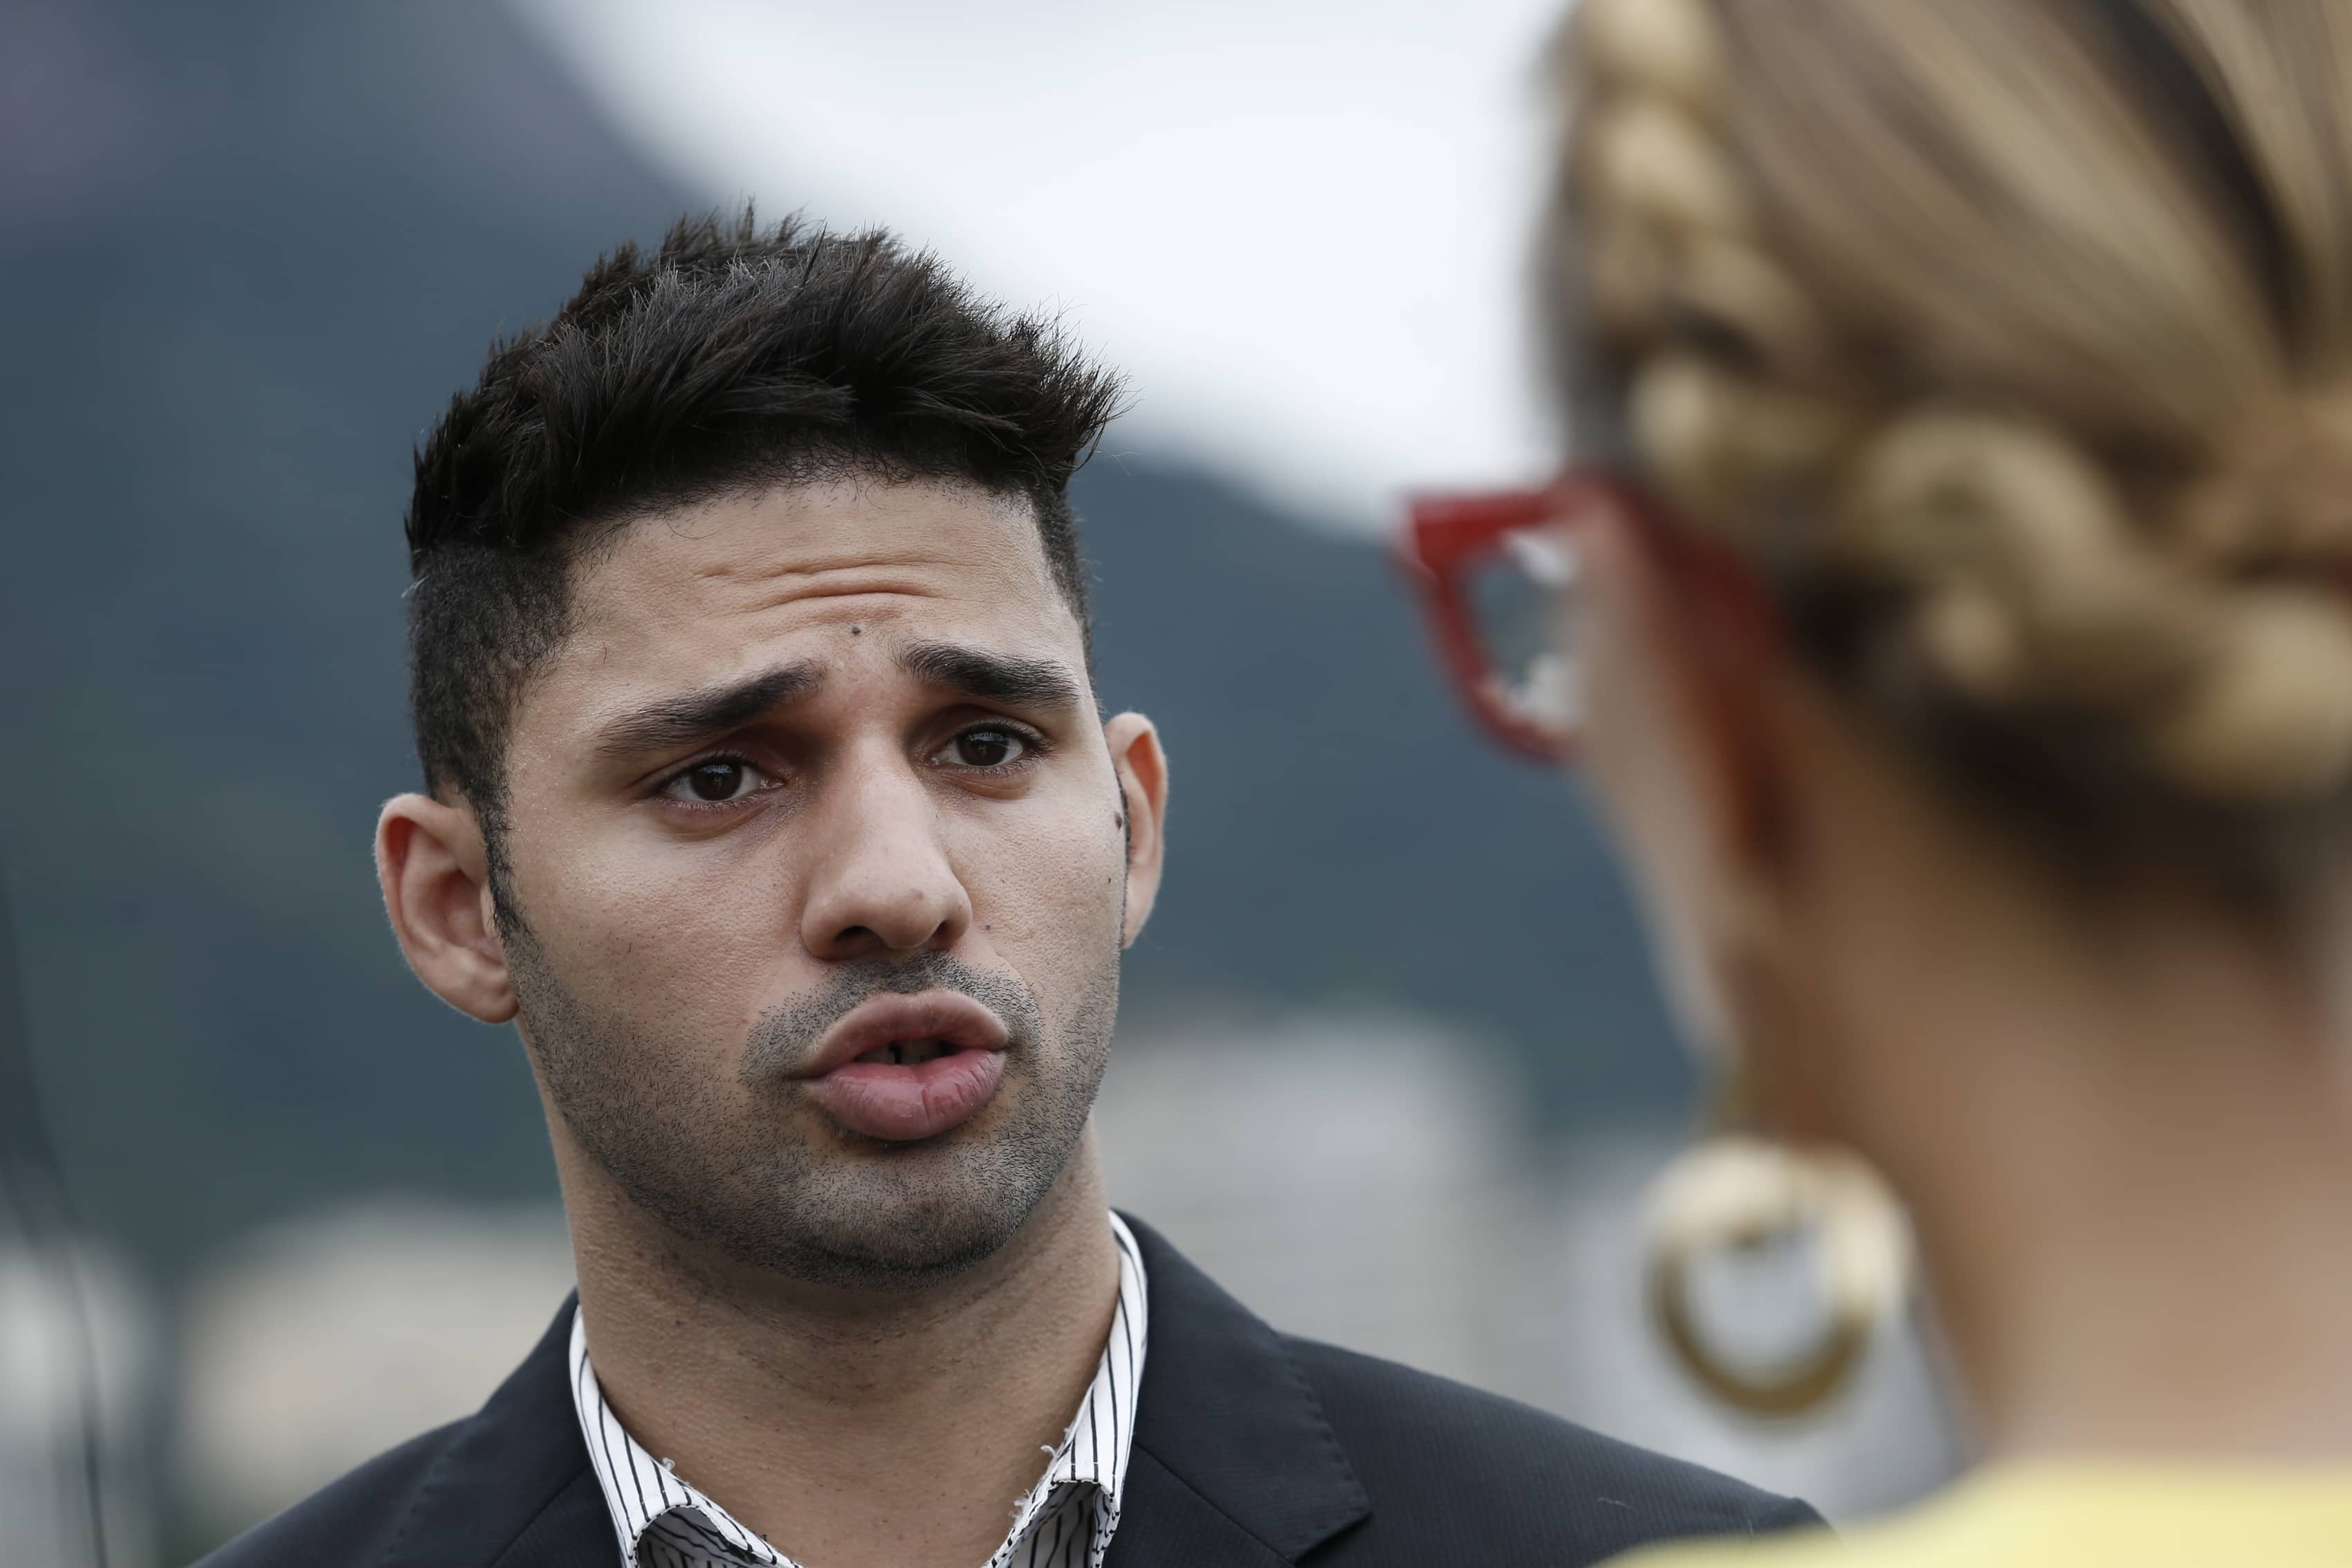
[798,755,973,961]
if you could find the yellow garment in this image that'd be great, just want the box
[1614,1464,2352,1567]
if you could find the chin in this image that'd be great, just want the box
[672,1134,1072,1290]
[760,1197,1030,1289]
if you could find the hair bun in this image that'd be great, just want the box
[1557,0,2352,829]
[1579,0,1725,107]
[1634,353,1855,525]
[1843,412,2205,704]
[1584,98,1750,239]
[1841,410,2352,802]
[2145,587,2352,800]
[2180,389,2352,571]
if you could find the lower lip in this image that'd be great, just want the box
[802,1049,1008,1141]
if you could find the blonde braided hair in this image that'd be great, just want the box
[1556,0,2352,811]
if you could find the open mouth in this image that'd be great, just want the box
[852,1037,965,1068]
[801,991,1013,1143]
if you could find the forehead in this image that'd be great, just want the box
[551,477,1079,695]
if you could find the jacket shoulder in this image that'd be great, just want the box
[1283,1336,1823,1565]
[190,1419,468,1568]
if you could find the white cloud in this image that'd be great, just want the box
[508,0,1572,530]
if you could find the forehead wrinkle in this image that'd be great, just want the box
[547,484,1086,751]
[669,558,1034,633]
[573,482,1060,638]
[688,555,962,593]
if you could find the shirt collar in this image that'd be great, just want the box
[569,1211,1150,1568]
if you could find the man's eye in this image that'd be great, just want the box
[944,727,1029,768]
[661,759,766,803]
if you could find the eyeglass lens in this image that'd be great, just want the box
[1467,528,1582,740]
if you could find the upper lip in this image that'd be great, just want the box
[800,990,1011,1077]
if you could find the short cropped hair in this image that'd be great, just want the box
[403,208,1126,836]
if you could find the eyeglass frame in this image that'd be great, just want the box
[1397,468,1777,767]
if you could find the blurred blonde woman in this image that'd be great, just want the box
[1404,0,2352,1561]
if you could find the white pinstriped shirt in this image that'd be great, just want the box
[569,1213,1148,1568]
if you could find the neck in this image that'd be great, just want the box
[1885,912,2352,1464]
[559,1127,1121,1568]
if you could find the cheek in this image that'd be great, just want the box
[953,796,1128,961]
[502,808,778,1033]
[1574,575,1669,840]
[1572,585,1733,1060]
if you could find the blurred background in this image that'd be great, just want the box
[0,1,1960,1560]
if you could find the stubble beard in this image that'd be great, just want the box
[503,912,1122,1292]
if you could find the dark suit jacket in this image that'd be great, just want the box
[196,1215,1821,1567]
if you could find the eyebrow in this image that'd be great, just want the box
[896,641,1086,712]
[591,661,824,757]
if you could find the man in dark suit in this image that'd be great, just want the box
[201,210,1818,1568]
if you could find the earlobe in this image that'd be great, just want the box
[1101,714,1169,947]
[376,793,517,1024]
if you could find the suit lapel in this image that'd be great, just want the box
[1108,1217,1371,1567]
[379,1295,619,1568]
[384,1226,1372,1568]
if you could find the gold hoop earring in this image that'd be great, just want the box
[1643,1132,1911,1419]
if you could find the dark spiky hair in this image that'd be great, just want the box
[403,208,1126,836]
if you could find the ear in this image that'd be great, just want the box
[1101,714,1169,947]
[1578,491,1787,884]
[1574,489,1823,1127]
[376,793,516,1023]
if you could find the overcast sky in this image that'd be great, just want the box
[509,0,1571,531]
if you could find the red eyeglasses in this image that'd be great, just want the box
[1397,476,1602,764]
[1399,469,1771,766]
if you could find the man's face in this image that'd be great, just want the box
[481,478,1156,1286]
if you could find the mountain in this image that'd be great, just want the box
[0,0,1692,1288]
